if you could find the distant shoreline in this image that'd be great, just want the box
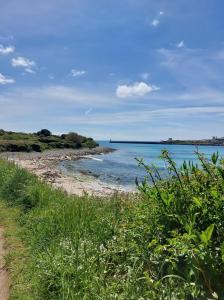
[110,140,224,147]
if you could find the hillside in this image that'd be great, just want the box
[0,129,98,152]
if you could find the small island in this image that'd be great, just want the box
[0,129,98,152]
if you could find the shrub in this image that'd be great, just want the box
[135,150,224,299]
[64,132,83,143]
[31,143,42,152]
[83,138,99,148]
[37,129,52,137]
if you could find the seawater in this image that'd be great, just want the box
[59,141,224,190]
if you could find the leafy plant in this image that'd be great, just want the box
[136,150,224,299]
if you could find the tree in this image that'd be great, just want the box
[37,129,52,137]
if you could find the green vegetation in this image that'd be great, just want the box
[0,129,98,152]
[0,202,33,299]
[0,150,224,299]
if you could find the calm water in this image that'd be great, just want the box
[59,141,224,190]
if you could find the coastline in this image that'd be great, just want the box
[0,147,131,196]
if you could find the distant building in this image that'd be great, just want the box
[168,138,173,142]
[210,136,224,145]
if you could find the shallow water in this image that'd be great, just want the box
[59,141,224,190]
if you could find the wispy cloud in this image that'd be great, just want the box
[157,47,224,88]
[59,106,224,129]
[176,41,184,48]
[48,74,55,80]
[0,35,14,42]
[0,45,15,55]
[0,73,15,85]
[24,68,36,74]
[151,11,164,27]
[116,82,159,98]
[152,19,160,27]
[85,108,93,115]
[1,84,224,139]
[0,85,117,108]
[11,56,36,73]
[71,69,86,77]
[212,50,224,60]
[140,72,150,80]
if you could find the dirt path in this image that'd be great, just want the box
[0,227,9,300]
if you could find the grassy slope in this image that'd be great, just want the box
[0,130,97,152]
[0,151,224,299]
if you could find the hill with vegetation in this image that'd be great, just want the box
[0,150,223,299]
[0,129,98,152]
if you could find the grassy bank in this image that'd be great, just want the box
[0,151,224,299]
[0,129,98,152]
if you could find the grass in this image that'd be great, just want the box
[0,202,34,299]
[0,150,223,299]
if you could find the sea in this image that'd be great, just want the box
[59,141,224,191]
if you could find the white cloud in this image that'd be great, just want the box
[0,45,15,55]
[176,41,184,48]
[71,69,86,77]
[151,11,164,27]
[11,56,36,73]
[152,19,160,27]
[0,73,15,85]
[25,68,36,74]
[116,82,159,98]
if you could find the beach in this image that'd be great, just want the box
[1,143,223,197]
[0,147,129,196]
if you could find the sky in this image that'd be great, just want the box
[0,0,224,140]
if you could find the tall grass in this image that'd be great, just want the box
[0,150,224,299]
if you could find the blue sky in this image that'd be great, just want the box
[0,0,224,140]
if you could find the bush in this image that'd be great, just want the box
[31,143,42,152]
[134,150,224,299]
[64,132,83,143]
[37,129,52,137]
[4,142,32,152]
[83,138,99,148]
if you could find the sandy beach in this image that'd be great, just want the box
[0,147,130,196]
